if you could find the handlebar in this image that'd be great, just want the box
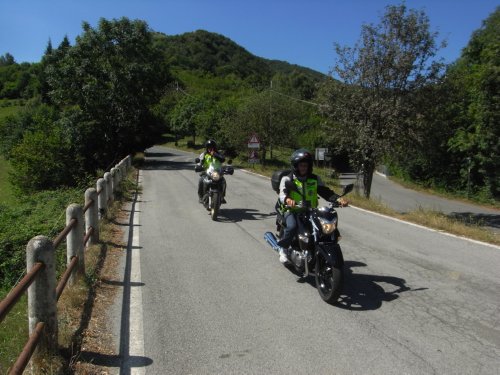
[286,198,348,210]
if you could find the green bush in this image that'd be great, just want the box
[0,188,82,289]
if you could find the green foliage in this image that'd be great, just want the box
[154,30,272,85]
[0,61,39,99]
[0,156,15,205]
[0,53,15,67]
[0,101,57,157]
[153,29,324,90]
[9,128,73,192]
[445,7,500,199]
[0,290,27,374]
[0,188,82,288]
[387,6,499,201]
[169,95,207,143]
[46,17,172,168]
[220,90,312,162]
[320,3,445,197]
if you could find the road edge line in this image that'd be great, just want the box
[349,205,500,250]
[130,171,146,375]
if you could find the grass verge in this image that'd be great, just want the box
[349,194,499,246]
[0,156,15,205]
[0,290,28,374]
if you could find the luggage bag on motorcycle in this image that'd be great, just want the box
[271,169,291,193]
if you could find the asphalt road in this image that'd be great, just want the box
[371,173,499,231]
[121,146,500,374]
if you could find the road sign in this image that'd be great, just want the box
[316,148,328,161]
[248,149,260,163]
[248,133,260,149]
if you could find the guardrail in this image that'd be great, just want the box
[0,155,132,374]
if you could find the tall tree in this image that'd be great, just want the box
[445,7,499,199]
[46,18,171,167]
[320,3,445,197]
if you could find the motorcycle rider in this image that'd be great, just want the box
[277,149,348,263]
[196,139,227,205]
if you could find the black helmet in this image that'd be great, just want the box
[291,148,313,175]
[205,139,217,150]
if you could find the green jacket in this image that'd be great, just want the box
[279,173,337,212]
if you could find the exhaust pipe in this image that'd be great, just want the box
[264,232,281,252]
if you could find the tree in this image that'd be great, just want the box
[223,90,305,162]
[320,3,445,197]
[445,7,499,200]
[46,17,172,168]
[169,95,206,144]
[0,53,15,66]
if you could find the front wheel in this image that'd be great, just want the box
[315,253,343,304]
[211,192,220,221]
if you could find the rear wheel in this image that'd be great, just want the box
[211,192,220,221]
[315,253,343,304]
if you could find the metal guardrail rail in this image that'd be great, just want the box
[0,155,131,374]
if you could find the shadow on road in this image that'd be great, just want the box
[141,150,194,171]
[336,261,427,311]
[142,158,193,171]
[144,151,174,158]
[217,208,275,222]
[449,212,500,229]
[293,260,426,310]
[77,351,153,368]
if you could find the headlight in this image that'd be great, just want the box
[211,171,221,181]
[319,217,336,235]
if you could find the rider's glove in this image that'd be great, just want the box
[285,197,296,207]
[337,197,349,207]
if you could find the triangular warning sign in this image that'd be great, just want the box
[248,134,260,143]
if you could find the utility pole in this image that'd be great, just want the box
[269,80,272,160]
[466,157,472,198]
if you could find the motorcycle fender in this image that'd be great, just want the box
[316,243,344,268]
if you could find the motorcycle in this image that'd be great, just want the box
[195,157,234,221]
[264,183,353,304]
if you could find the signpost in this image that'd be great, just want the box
[248,133,260,164]
[315,148,327,162]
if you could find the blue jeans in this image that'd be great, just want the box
[277,212,302,249]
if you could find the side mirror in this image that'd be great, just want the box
[195,158,200,163]
[342,184,354,195]
[227,159,233,165]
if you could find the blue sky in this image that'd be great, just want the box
[0,0,497,73]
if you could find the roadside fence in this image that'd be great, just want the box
[0,155,132,374]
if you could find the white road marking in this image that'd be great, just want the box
[130,174,145,375]
[350,205,500,250]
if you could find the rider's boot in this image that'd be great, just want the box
[278,247,289,264]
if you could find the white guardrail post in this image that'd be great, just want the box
[111,168,118,195]
[85,188,99,245]
[104,172,113,203]
[97,177,107,219]
[66,204,84,285]
[26,236,58,361]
